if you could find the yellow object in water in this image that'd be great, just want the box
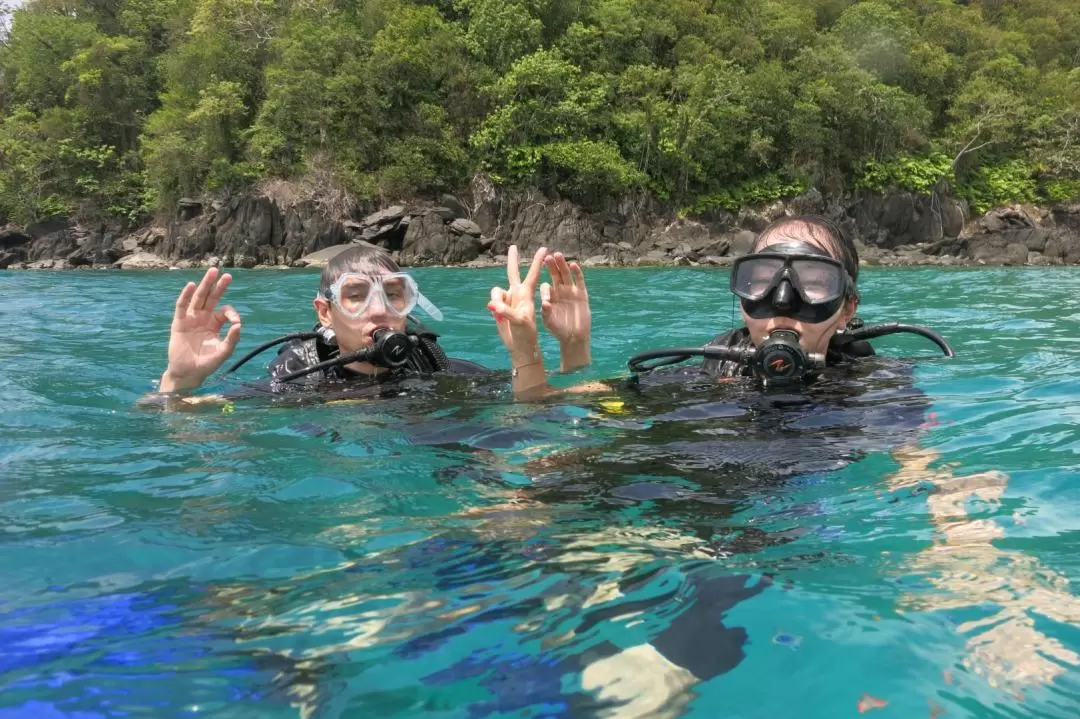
[598,398,627,414]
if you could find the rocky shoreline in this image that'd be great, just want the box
[2,180,1078,271]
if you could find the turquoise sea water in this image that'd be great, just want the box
[2,266,1080,718]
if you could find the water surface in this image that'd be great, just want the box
[2,266,1079,718]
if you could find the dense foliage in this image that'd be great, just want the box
[2,0,1079,225]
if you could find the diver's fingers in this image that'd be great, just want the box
[219,304,241,327]
[488,287,511,317]
[543,254,563,288]
[569,262,587,294]
[205,271,233,311]
[523,246,547,290]
[220,306,242,353]
[551,252,571,286]
[189,267,219,312]
[506,245,521,286]
[489,286,510,308]
[540,282,554,308]
[174,281,197,320]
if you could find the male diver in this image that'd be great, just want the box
[148,242,588,407]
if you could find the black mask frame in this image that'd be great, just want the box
[731,242,855,324]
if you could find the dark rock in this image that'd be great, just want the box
[1010,228,1049,253]
[26,224,81,262]
[280,205,346,260]
[941,200,965,238]
[296,242,372,268]
[214,195,284,266]
[850,191,944,248]
[462,255,500,268]
[439,193,470,220]
[700,255,733,266]
[0,228,31,250]
[637,249,671,266]
[737,201,787,233]
[25,217,70,240]
[602,242,634,265]
[445,234,482,264]
[968,238,1030,266]
[1051,203,1080,235]
[400,212,450,266]
[1043,231,1080,264]
[361,205,406,228]
[726,230,757,256]
[0,248,26,268]
[66,249,94,267]
[10,184,1080,271]
[361,220,403,246]
[654,219,709,250]
[978,205,1035,233]
[789,188,825,216]
[116,252,169,269]
[177,198,202,222]
[449,218,483,237]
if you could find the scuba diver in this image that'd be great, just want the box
[146,242,589,408]
[451,214,965,715]
[489,213,953,396]
[626,214,953,386]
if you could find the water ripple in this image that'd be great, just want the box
[1,267,1079,717]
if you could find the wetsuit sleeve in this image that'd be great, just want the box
[445,357,490,374]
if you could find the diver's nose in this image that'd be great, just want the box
[773,279,794,309]
[364,293,393,322]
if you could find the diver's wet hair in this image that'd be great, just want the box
[318,243,400,298]
[754,215,860,289]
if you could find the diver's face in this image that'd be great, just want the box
[313,272,409,355]
[739,232,857,356]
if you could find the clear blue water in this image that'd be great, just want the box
[2,266,1080,718]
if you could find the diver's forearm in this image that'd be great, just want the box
[136,389,228,412]
[158,368,206,393]
[509,344,551,400]
[558,338,591,373]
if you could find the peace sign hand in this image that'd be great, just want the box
[488,245,547,365]
[159,267,243,393]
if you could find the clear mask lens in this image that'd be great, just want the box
[732,255,846,305]
[327,272,443,321]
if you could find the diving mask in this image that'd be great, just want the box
[324,271,444,322]
[730,242,854,324]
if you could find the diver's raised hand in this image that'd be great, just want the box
[489,245,552,397]
[541,251,591,371]
[488,245,546,358]
[159,267,242,393]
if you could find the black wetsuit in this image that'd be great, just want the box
[392,326,932,713]
[537,326,929,498]
[209,325,932,712]
[227,321,489,401]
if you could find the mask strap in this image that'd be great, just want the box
[414,291,444,321]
